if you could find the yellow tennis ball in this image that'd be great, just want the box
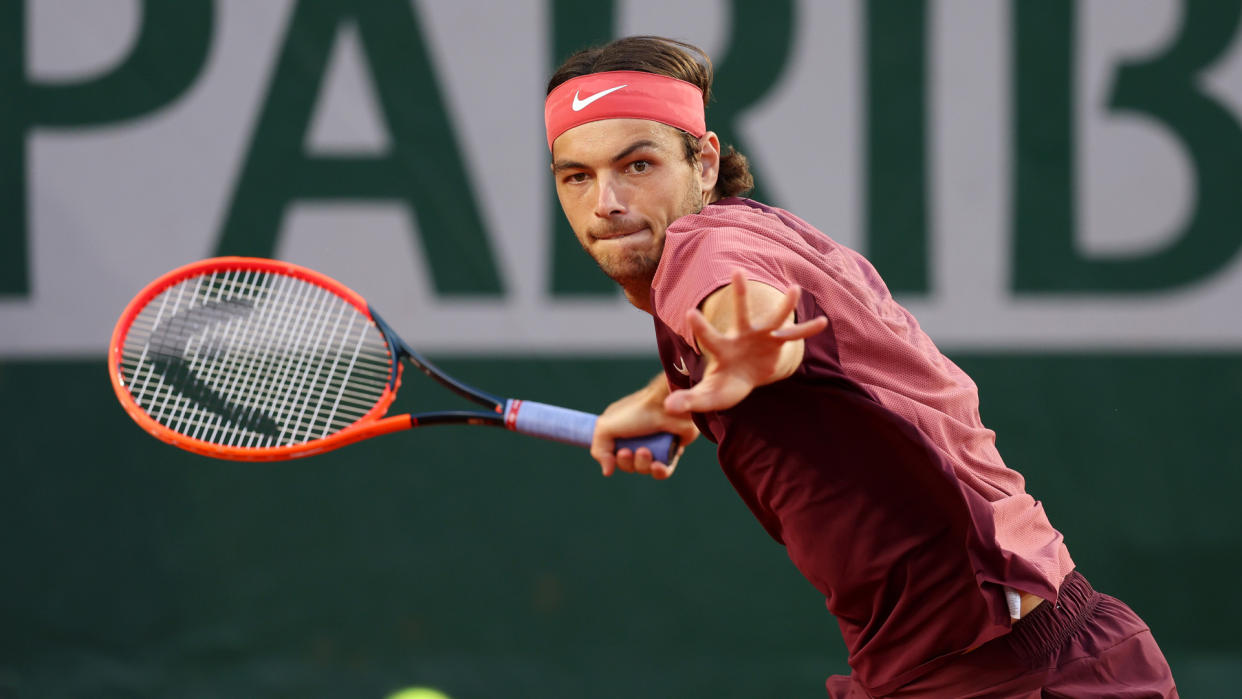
[385,688,452,699]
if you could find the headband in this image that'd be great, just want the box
[544,70,706,151]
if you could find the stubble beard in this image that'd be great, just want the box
[589,180,705,294]
[594,244,662,292]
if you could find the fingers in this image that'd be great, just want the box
[592,426,665,478]
[689,282,820,352]
[730,279,823,341]
[664,373,749,415]
[772,315,828,340]
[730,272,803,333]
[664,390,692,415]
[730,271,752,332]
[652,445,684,480]
[590,426,621,477]
[686,308,725,355]
[753,283,801,331]
[612,446,676,479]
[626,447,652,475]
[665,387,710,415]
[702,275,808,337]
[591,442,617,477]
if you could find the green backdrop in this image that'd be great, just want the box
[3,355,1239,697]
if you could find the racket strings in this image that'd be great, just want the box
[119,268,394,448]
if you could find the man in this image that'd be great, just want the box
[545,35,1176,697]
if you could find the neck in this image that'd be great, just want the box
[623,284,654,314]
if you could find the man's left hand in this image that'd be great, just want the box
[664,271,828,415]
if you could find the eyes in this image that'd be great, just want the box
[560,159,653,185]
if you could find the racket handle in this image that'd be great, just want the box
[615,433,679,465]
[505,400,679,464]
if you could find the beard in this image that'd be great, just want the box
[584,180,705,291]
[590,237,663,289]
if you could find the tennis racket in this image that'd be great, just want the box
[108,257,677,462]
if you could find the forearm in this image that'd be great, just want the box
[643,371,673,399]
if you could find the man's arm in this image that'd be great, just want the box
[664,271,828,415]
[591,271,826,480]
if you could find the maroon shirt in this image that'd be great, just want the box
[650,198,1074,695]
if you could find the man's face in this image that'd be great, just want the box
[552,119,708,298]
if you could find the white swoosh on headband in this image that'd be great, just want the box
[572,85,628,111]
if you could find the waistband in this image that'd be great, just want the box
[1004,570,1098,666]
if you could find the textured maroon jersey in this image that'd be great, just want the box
[650,197,1075,695]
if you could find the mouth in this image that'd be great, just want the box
[593,227,650,242]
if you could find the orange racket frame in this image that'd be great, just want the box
[108,257,412,461]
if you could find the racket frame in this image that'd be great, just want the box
[109,257,412,461]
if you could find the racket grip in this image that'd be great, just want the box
[615,433,679,465]
[506,400,679,463]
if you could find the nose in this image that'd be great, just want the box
[593,176,626,219]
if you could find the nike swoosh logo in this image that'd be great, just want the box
[673,356,690,376]
[572,85,628,111]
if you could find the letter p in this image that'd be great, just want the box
[0,0,213,295]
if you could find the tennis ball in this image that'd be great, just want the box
[385,688,452,699]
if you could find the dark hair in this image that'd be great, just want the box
[548,36,754,199]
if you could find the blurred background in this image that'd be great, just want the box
[3,1,1240,697]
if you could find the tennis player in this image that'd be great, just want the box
[545,36,1177,697]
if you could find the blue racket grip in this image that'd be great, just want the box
[505,400,679,464]
[615,433,678,464]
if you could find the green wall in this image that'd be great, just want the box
[3,355,1239,697]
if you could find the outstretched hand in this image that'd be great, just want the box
[664,272,827,415]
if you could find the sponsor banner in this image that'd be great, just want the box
[3,0,1242,356]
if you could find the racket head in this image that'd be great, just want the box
[108,257,405,461]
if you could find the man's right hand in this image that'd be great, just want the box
[592,374,700,479]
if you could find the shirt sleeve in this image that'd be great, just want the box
[652,224,798,350]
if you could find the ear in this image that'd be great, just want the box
[697,131,721,198]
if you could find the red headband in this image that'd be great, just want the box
[544,70,706,151]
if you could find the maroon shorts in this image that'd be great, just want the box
[825,571,1177,698]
